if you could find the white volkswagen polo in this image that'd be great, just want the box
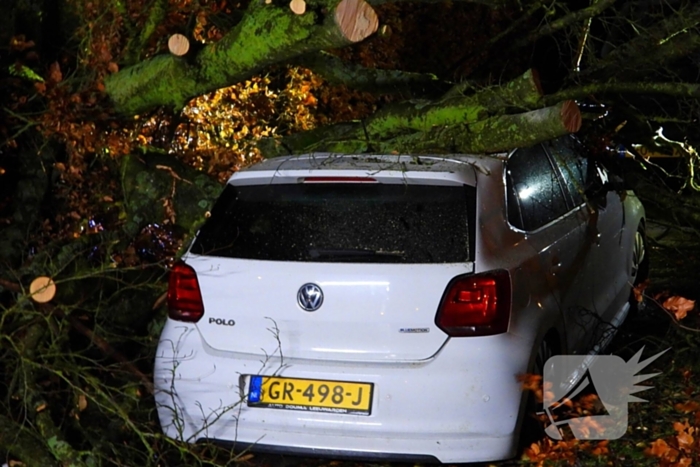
[154,135,646,463]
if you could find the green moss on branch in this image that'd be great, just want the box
[106,0,378,114]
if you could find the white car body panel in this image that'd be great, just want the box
[189,257,473,362]
[155,320,533,463]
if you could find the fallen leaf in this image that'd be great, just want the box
[649,438,671,458]
[663,296,695,321]
[517,373,541,392]
[675,401,700,413]
[303,94,317,106]
[49,62,62,83]
[674,421,692,434]
[525,441,541,457]
[78,394,88,412]
[633,279,649,303]
[10,35,35,51]
[676,431,694,451]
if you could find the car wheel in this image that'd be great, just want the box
[630,226,649,286]
[533,338,554,377]
[519,336,556,450]
[628,226,649,317]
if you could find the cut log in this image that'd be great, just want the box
[335,0,378,42]
[290,0,306,15]
[29,276,56,303]
[168,33,190,56]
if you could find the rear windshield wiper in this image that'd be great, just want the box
[308,248,405,261]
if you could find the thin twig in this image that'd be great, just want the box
[0,277,154,393]
[643,294,700,333]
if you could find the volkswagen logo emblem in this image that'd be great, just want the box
[297,283,323,312]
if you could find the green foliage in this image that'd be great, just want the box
[8,64,44,82]
[120,152,221,237]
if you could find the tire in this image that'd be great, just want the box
[630,226,649,286]
[519,336,556,450]
[628,226,649,316]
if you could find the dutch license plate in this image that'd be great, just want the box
[247,376,373,415]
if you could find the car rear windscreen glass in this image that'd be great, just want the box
[191,183,474,263]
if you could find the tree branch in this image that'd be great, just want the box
[139,0,168,50]
[515,0,617,48]
[544,81,700,105]
[0,414,57,467]
[583,2,700,80]
[292,51,444,94]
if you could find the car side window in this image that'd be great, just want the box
[544,137,587,207]
[506,144,570,231]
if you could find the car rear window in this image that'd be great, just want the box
[190,183,475,263]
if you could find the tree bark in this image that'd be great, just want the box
[362,68,544,140]
[259,69,567,157]
[105,0,378,114]
[292,51,444,94]
[543,81,700,105]
[262,99,580,156]
[374,100,581,154]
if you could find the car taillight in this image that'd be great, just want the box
[302,177,377,183]
[435,271,511,337]
[167,261,204,323]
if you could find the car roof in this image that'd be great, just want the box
[239,153,505,175]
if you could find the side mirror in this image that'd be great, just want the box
[585,162,625,199]
[602,174,626,192]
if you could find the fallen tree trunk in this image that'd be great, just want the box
[362,68,544,140]
[105,0,378,114]
[259,70,580,156]
[381,99,582,154]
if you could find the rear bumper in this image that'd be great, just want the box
[154,319,535,463]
